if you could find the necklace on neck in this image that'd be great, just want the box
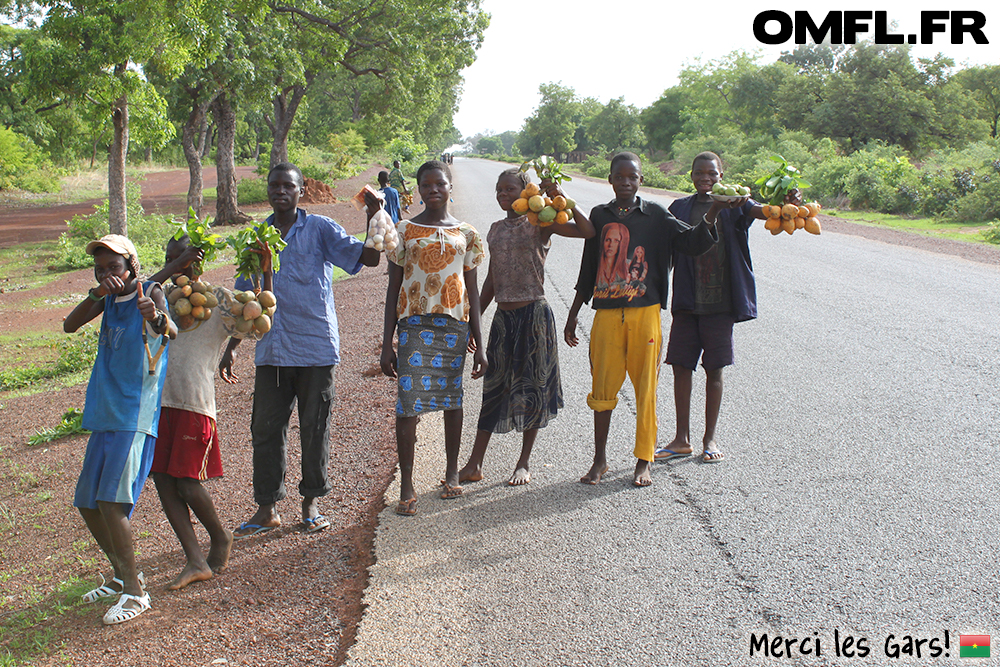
[616,202,634,217]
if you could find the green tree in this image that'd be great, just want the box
[476,135,503,155]
[518,82,582,157]
[260,0,487,167]
[5,0,208,234]
[587,97,645,151]
[808,44,983,152]
[641,88,690,155]
[955,65,1000,139]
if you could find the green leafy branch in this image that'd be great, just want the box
[229,221,287,288]
[172,208,227,276]
[755,155,812,206]
[520,155,573,184]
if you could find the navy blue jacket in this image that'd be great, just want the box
[668,195,758,323]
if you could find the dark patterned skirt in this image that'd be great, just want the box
[477,299,563,433]
[395,314,469,418]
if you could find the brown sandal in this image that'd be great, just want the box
[440,484,464,499]
[395,498,417,516]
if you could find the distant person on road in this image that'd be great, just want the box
[388,160,411,213]
[457,168,594,486]
[227,162,381,540]
[564,152,718,487]
[655,152,801,464]
[381,160,487,515]
[378,170,402,225]
[64,234,175,625]
[147,235,271,590]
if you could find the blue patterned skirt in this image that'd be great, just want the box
[477,299,563,433]
[395,314,469,417]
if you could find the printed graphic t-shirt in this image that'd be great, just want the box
[575,198,718,310]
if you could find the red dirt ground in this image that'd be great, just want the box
[0,166,405,666]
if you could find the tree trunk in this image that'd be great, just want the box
[265,78,312,169]
[212,93,252,226]
[202,123,214,159]
[182,94,217,219]
[108,89,129,236]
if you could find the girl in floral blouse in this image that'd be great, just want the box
[381,160,487,516]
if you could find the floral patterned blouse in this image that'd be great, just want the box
[389,219,486,321]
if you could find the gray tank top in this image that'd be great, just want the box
[487,216,549,303]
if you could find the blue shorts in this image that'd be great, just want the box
[74,431,156,516]
[665,312,736,371]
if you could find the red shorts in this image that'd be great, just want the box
[152,407,223,480]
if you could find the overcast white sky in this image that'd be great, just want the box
[452,0,999,139]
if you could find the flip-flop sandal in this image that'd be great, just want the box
[440,484,464,499]
[702,451,725,464]
[395,498,417,516]
[302,515,330,533]
[103,592,151,625]
[654,447,691,461]
[233,523,276,540]
[82,572,146,603]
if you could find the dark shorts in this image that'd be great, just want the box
[665,312,736,370]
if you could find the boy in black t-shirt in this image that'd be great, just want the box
[564,153,718,487]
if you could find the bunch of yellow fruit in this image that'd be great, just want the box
[166,275,219,329]
[762,201,822,236]
[230,289,277,335]
[510,182,577,227]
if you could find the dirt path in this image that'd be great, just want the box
[0,166,259,248]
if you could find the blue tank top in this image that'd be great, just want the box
[82,281,169,436]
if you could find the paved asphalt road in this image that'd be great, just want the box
[348,158,1000,666]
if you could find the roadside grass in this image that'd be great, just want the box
[0,575,93,666]
[0,241,72,293]
[0,161,194,209]
[799,209,991,244]
[0,326,98,395]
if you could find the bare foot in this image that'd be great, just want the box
[580,462,609,485]
[207,528,233,573]
[508,467,531,486]
[458,464,484,484]
[633,459,653,487]
[167,562,214,590]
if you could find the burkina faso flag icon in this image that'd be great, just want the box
[960,635,990,658]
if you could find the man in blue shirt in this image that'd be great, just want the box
[377,170,401,224]
[225,163,381,538]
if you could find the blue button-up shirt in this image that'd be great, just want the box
[236,209,365,367]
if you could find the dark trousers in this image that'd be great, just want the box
[251,365,336,505]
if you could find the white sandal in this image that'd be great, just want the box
[102,592,151,625]
[82,572,146,603]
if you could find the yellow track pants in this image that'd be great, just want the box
[587,305,663,462]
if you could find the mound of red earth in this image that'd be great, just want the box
[301,177,337,204]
